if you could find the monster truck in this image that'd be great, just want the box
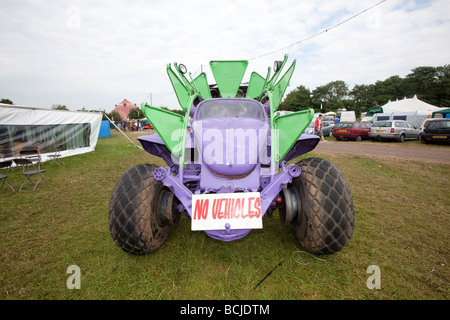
[108,55,354,255]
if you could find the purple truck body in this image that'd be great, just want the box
[138,98,320,241]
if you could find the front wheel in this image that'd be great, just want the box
[290,158,355,254]
[108,164,175,254]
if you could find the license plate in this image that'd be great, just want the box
[191,192,262,231]
[375,130,384,133]
[338,130,347,133]
[432,135,446,139]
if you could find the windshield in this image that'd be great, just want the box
[427,120,450,130]
[373,121,392,127]
[335,122,353,129]
[196,99,265,120]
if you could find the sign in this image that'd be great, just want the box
[191,192,262,231]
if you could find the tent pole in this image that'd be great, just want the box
[103,113,143,150]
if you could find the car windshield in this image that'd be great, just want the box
[196,99,265,120]
[335,123,353,129]
[427,120,450,130]
[373,121,392,127]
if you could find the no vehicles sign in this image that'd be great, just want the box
[191,192,262,231]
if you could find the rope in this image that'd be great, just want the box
[103,113,143,150]
[292,250,327,266]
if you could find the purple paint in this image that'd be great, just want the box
[138,98,320,241]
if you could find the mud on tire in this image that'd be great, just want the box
[108,164,170,254]
[292,158,355,255]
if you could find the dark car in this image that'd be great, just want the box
[420,118,450,144]
[332,121,371,141]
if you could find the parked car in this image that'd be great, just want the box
[304,120,334,137]
[420,118,450,144]
[419,118,432,134]
[369,120,419,142]
[332,121,371,141]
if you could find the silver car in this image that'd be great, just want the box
[369,120,420,142]
[304,120,334,137]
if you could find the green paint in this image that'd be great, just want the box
[191,72,212,100]
[246,71,266,99]
[273,108,314,161]
[167,63,191,112]
[140,103,185,156]
[209,60,248,98]
[271,59,296,112]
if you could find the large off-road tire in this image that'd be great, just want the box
[291,157,355,255]
[108,164,171,255]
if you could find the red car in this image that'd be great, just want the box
[332,121,371,141]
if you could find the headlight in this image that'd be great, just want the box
[178,64,187,74]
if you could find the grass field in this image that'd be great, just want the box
[0,130,448,300]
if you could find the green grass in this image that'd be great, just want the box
[0,131,448,300]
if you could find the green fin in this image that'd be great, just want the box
[191,72,212,100]
[141,103,185,156]
[167,63,191,112]
[273,108,314,161]
[271,60,296,112]
[209,60,248,98]
[246,71,266,99]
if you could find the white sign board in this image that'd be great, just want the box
[191,192,262,231]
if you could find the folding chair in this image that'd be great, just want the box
[13,158,47,191]
[20,145,42,165]
[0,148,13,159]
[47,144,64,167]
[0,160,15,191]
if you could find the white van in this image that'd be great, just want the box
[340,111,356,122]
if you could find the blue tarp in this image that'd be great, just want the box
[98,120,111,138]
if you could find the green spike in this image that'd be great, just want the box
[265,54,288,91]
[167,63,191,112]
[246,71,265,99]
[191,72,211,100]
[273,108,314,161]
[209,60,248,98]
[271,59,296,112]
[141,103,185,156]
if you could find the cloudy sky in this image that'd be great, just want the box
[1,0,449,112]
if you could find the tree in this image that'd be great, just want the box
[128,107,142,120]
[435,65,450,106]
[161,107,184,116]
[52,104,69,110]
[0,98,13,104]
[404,65,450,107]
[107,110,122,122]
[371,75,406,106]
[312,80,349,112]
[279,85,312,111]
[350,84,375,109]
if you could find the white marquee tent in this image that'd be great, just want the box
[373,95,446,127]
[0,103,102,162]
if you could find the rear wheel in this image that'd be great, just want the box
[290,158,355,255]
[108,164,176,254]
[420,134,428,144]
[398,134,405,143]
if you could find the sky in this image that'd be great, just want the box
[1,0,449,113]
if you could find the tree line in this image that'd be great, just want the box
[279,64,450,116]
